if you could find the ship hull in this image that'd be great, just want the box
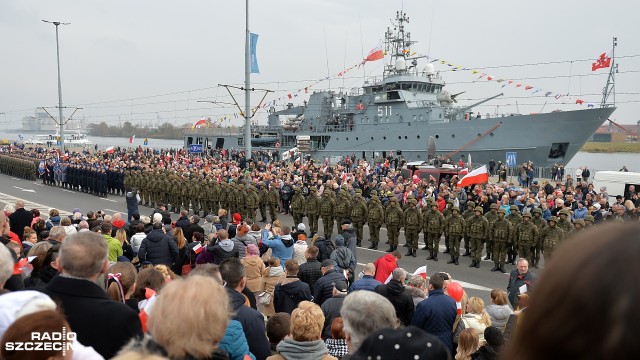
[184,107,614,167]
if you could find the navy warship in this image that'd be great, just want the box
[184,11,615,166]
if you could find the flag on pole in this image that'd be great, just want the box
[361,42,384,64]
[250,33,260,74]
[105,146,116,154]
[412,266,428,280]
[192,242,203,254]
[129,135,135,144]
[457,165,489,187]
[592,51,612,71]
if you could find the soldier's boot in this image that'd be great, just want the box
[447,255,455,264]
[403,243,408,247]
[484,253,491,261]
[368,243,378,250]
[444,246,450,254]
[474,260,480,268]
[426,252,434,260]
[412,249,417,257]
[421,244,429,250]
[463,248,470,257]
[491,263,499,272]
[356,240,362,247]
[499,264,507,273]
[533,260,539,269]
[454,257,460,265]
[469,260,476,268]
[386,245,395,253]
[433,252,438,262]
[509,256,516,265]
[405,249,413,257]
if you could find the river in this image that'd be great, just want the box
[1,131,637,172]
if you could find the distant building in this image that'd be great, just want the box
[21,112,57,133]
[591,121,640,142]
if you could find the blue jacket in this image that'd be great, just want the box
[349,275,382,292]
[138,229,178,266]
[412,289,457,353]
[313,270,346,306]
[573,207,588,220]
[219,320,256,360]
[261,230,294,264]
[227,288,270,360]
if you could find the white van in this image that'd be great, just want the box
[592,171,640,204]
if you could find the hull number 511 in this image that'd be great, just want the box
[377,106,392,117]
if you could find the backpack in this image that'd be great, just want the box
[324,238,337,253]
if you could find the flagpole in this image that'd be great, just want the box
[244,0,252,161]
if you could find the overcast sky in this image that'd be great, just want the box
[1,0,638,130]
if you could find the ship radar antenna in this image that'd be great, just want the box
[600,37,617,108]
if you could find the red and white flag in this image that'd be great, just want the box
[361,42,384,64]
[105,146,116,154]
[412,266,428,279]
[457,165,489,188]
[129,135,135,144]
[193,242,203,254]
[592,51,612,71]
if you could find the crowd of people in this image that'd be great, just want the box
[0,144,639,359]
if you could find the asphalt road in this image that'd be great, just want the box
[0,172,535,299]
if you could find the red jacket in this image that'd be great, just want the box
[374,254,398,283]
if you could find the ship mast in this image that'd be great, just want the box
[244,0,252,160]
[383,11,416,77]
[600,37,617,108]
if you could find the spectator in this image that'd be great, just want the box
[138,222,179,267]
[504,223,640,359]
[314,260,347,306]
[349,263,382,292]
[23,242,52,288]
[218,209,229,231]
[321,280,348,339]
[412,273,458,354]
[242,243,266,294]
[261,224,294,265]
[247,223,262,244]
[208,229,240,265]
[461,297,492,343]
[30,208,42,227]
[259,258,286,318]
[201,215,216,238]
[0,243,14,291]
[292,227,309,265]
[60,216,77,235]
[340,291,398,354]
[125,188,140,223]
[220,258,270,360]
[274,259,312,314]
[228,213,242,238]
[349,326,450,360]
[374,268,415,326]
[266,313,291,355]
[314,236,335,262]
[175,210,190,232]
[115,228,134,261]
[47,225,67,245]
[485,289,512,331]
[406,274,428,307]
[133,267,166,310]
[298,246,323,291]
[129,213,142,233]
[101,223,123,263]
[8,201,31,242]
[325,317,349,359]
[116,275,230,360]
[266,301,336,360]
[184,215,205,244]
[471,326,503,360]
[170,227,188,275]
[455,328,479,360]
[77,220,90,232]
[110,213,129,238]
[45,209,61,230]
[41,231,142,358]
[373,251,400,283]
[130,223,146,257]
[106,262,138,312]
[330,234,356,283]
[231,224,251,258]
[506,258,536,309]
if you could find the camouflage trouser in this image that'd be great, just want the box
[518,244,534,264]
[543,240,556,261]
[507,243,517,262]
[493,241,508,266]
[322,216,333,238]
[449,234,462,257]
[269,204,278,222]
[247,207,257,222]
[308,214,319,235]
[292,211,303,227]
[463,235,471,252]
[139,190,148,204]
[353,222,364,245]
[533,239,542,265]
[259,204,267,221]
[470,237,484,262]
[405,227,419,251]
[220,201,229,214]
[387,225,400,246]
[485,239,494,259]
[369,222,381,245]
[427,232,441,253]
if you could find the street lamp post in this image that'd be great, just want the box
[42,20,70,153]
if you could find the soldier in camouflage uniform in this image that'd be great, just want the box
[258,182,268,222]
[228,183,238,215]
[583,214,595,229]
[491,208,512,273]
[290,187,306,227]
[305,187,320,235]
[420,198,434,251]
[445,206,465,265]
[423,202,445,261]
[403,199,422,257]
[483,203,500,260]
[506,205,523,265]
[460,201,475,256]
[571,219,585,236]
[267,183,280,222]
[530,208,547,269]
[319,190,335,238]
[513,212,539,265]
[246,185,260,221]
[540,216,566,260]
[557,209,574,233]
[367,192,384,250]
[139,172,149,206]
[236,184,247,219]
[350,189,368,246]
[466,206,489,268]
[385,197,403,253]
[334,189,352,229]
[219,182,229,214]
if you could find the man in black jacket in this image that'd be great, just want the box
[313,260,347,306]
[220,258,270,360]
[274,259,312,314]
[184,215,205,242]
[298,246,323,291]
[320,280,348,339]
[41,231,142,359]
[9,200,32,242]
[374,268,414,326]
[138,222,179,266]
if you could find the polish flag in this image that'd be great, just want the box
[412,266,428,280]
[105,146,116,154]
[193,242,203,254]
[457,165,489,188]
[129,135,135,144]
[364,42,384,62]
[592,51,612,71]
